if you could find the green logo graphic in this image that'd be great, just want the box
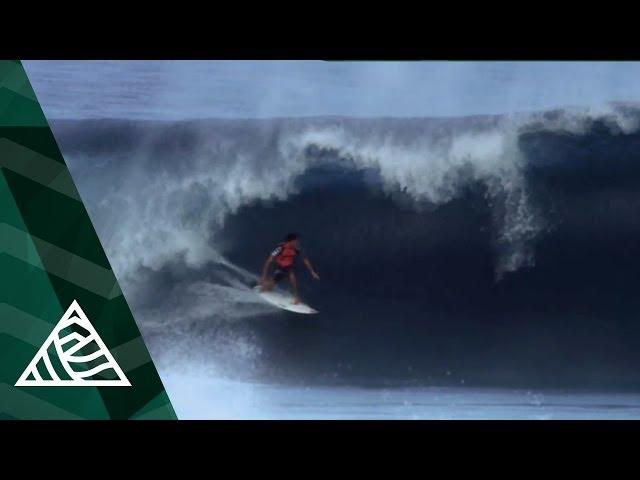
[15,300,132,387]
[0,60,177,419]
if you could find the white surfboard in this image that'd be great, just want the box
[253,286,318,314]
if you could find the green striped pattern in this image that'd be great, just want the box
[0,61,176,419]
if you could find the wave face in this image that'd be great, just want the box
[50,105,640,389]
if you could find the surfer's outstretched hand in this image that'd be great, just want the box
[311,271,320,280]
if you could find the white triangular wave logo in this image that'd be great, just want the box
[15,300,131,387]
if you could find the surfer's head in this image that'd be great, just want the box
[284,232,299,246]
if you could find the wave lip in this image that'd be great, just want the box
[48,105,640,284]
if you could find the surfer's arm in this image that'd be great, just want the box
[303,257,320,280]
[261,245,282,283]
[261,255,274,282]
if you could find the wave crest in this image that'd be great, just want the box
[54,105,640,289]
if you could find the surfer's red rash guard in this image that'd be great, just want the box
[271,242,304,268]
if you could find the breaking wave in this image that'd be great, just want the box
[50,103,640,388]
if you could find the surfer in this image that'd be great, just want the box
[259,233,320,304]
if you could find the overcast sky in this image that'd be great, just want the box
[23,61,640,120]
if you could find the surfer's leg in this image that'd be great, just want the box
[260,278,275,291]
[289,270,300,304]
[263,269,284,291]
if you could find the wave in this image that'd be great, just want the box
[50,104,640,388]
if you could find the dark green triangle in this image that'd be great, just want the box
[0,61,176,420]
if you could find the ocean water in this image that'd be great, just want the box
[49,112,640,394]
[161,374,640,420]
[25,61,640,120]
[22,62,640,420]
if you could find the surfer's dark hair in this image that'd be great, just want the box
[284,233,299,241]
